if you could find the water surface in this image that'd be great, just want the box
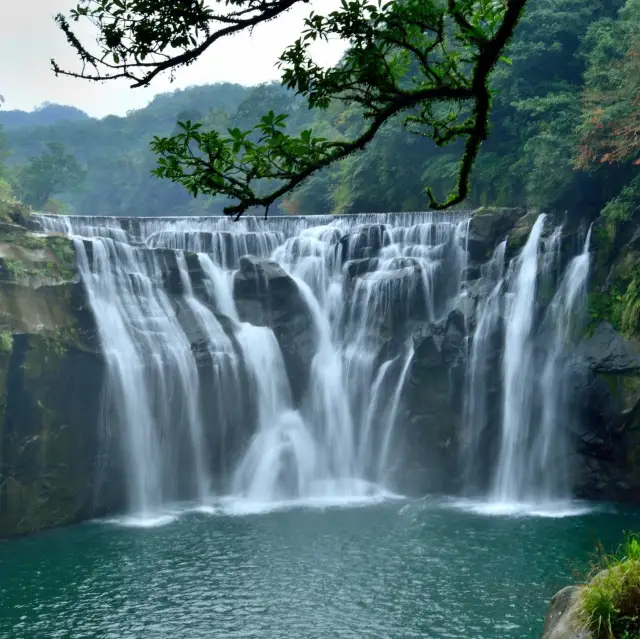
[1,498,639,639]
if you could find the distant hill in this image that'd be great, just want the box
[0,103,90,130]
[2,83,287,217]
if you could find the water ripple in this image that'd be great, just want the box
[1,500,639,639]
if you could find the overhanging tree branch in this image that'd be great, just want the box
[52,1,311,87]
[55,0,529,217]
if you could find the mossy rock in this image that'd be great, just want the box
[0,222,76,286]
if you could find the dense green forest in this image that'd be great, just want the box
[0,0,638,221]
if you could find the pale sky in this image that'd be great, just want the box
[0,0,345,118]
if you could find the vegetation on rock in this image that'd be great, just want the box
[579,534,640,639]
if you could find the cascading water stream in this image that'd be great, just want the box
[73,238,163,514]
[487,216,592,506]
[377,346,415,482]
[492,214,548,502]
[533,226,592,500]
[231,324,315,500]
[462,241,507,492]
[72,237,212,512]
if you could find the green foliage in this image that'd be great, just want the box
[580,534,640,639]
[0,178,14,221]
[589,288,623,334]
[46,236,76,280]
[0,0,634,221]
[0,331,13,354]
[578,0,640,168]
[15,142,85,210]
[589,266,640,339]
[48,236,75,267]
[602,175,640,225]
[2,259,26,281]
[41,331,76,358]
[0,233,75,283]
[620,275,640,338]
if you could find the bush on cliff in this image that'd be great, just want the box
[0,178,31,225]
[580,534,640,638]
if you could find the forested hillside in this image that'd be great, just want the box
[0,0,638,220]
[0,103,89,130]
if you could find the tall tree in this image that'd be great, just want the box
[16,142,86,209]
[54,0,528,217]
[578,0,640,169]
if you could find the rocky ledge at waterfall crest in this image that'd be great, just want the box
[0,208,638,537]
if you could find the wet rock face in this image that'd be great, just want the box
[578,322,640,375]
[0,226,114,537]
[337,224,389,262]
[233,256,317,406]
[569,324,640,504]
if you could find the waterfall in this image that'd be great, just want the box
[231,324,315,500]
[493,214,548,501]
[377,346,415,482]
[37,212,468,514]
[33,209,592,515]
[72,237,210,512]
[73,239,162,513]
[462,240,506,492]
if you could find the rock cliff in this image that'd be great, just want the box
[0,222,110,537]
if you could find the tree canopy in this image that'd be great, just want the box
[53,0,528,218]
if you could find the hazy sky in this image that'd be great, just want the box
[1,0,344,118]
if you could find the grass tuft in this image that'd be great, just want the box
[579,534,640,639]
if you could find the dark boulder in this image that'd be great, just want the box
[539,586,587,639]
[569,325,640,504]
[505,211,541,260]
[466,208,525,263]
[348,265,431,336]
[336,224,389,263]
[412,309,466,368]
[233,256,317,405]
[0,333,113,538]
[345,257,379,281]
[396,311,468,495]
[156,249,206,297]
